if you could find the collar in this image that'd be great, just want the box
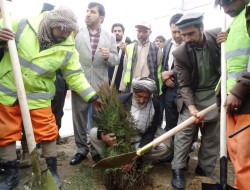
[87,27,101,34]
[138,39,150,47]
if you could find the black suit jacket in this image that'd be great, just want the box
[161,38,178,97]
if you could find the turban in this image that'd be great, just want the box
[132,77,157,93]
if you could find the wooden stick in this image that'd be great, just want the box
[110,36,126,87]
[0,0,36,153]
[137,103,217,155]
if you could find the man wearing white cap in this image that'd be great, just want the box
[170,12,221,190]
[119,21,162,95]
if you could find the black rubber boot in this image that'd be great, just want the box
[0,159,19,190]
[171,168,185,190]
[46,157,62,189]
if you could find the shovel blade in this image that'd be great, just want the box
[93,151,138,169]
[202,183,237,190]
[202,183,223,190]
[41,169,59,190]
[24,149,59,190]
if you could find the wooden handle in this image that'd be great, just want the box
[110,50,122,87]
[110,36,126,87]
[0,0,36,153]
[137,103,217,155]
[220,14,227,158]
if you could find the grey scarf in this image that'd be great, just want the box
[37,7,79,50]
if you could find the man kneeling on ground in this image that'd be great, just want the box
[90,77,173,170]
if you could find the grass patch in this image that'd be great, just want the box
[62,165,98,190]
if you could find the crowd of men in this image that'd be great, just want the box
[0,0,249,190]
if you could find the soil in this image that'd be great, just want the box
[14,136,235,190]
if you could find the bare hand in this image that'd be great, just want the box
[0,28,15,42]
[92,98,104,112]
[216,32,228,45]
[188,105,204,124]
[118,41,126,54]
[99,48,109,60]
[164,77,175,88]
[101,133,117,147]
[225,93,242,112]
[161,70,173,81]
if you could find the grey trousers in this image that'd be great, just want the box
[71,91,90,156]
[89,128,173,163]
[171,106,220,172]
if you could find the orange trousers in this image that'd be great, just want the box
[0,103,58,146]
[227,113,250,190]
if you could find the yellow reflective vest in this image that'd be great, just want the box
[0,14,96,109]
[124,42,162,95]
[225,4,250,93]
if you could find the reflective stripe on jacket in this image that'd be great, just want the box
[225,4,250,93]
[124,43,135,84]
[0,14,96,109]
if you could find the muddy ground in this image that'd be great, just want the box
[14,136,235,190]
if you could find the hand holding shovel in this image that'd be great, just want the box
[93,103,217,169]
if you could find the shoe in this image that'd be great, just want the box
[92,154,101,163]
[69,153,86,165]
[171,168,185,190]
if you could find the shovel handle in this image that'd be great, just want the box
[228,124,250,138]
[110,35,126,87]
[0,0,36,153]
[137,103,217,156]
[110,50,122,87]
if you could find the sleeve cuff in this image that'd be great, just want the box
[230,82,249,99]
[87,94,99,103]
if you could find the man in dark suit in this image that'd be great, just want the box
[108,23,130,91]
[170,13,221,190]
[161,13,183,132]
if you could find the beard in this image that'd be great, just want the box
[187,32,203,49]
[116,35,122,42]
[187,41,199,49]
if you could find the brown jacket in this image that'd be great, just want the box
[173,28,221,112]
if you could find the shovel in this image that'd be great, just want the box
[93,103,217,169]
[0,0,58,189]
[201,13,236,190]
